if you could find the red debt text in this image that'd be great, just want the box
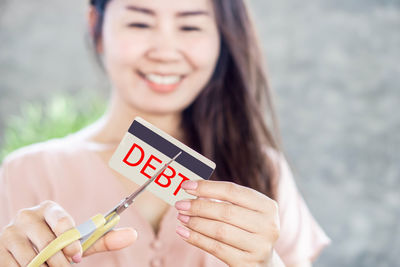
[123,143,190,196]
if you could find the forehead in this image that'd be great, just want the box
[111,0,215,15]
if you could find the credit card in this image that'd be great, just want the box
[109,117,216,205]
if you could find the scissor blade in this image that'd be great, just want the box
[115,151,182,215]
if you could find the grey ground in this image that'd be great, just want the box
[0,0,399,266]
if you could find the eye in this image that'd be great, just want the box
[127,23,151,29]
[180,26,201,32]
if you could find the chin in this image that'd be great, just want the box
[130,98,190,116]
[117,80,203,115]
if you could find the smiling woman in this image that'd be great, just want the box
[0,0,330,266]
[96,0,220,114]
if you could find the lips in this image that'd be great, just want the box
[137,70,185,93]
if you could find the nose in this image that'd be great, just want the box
[146,26,182,63]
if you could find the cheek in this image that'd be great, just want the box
[182,35,220,97]
[102,22,150,67]
[103,34,146,66]
[186,36,220,71]
[177,38,220,107]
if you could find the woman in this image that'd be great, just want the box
[0,0,330,266]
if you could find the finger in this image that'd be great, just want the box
[176,225,248,266]
[175,198,265,233]
[83,228,137,257]
[182,180,271,213]
[178,214,263,252]
[25,220,70,267]
[6,233,39,266]
[0,247,19,267]
[43,202,82,260]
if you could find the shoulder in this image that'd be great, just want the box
[0,132,99,222]
[1,134,84,175]
[262,148,331,265]
[0,134,90,202]
[0,138,76,213]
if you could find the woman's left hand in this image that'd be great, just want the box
[174,179,280,267]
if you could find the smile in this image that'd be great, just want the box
[137,70,185,93]
[145,73,182,85]
[138,71,185,84]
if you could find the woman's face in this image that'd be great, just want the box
[99,0,220,115]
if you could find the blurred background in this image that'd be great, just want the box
[0,0,398,266]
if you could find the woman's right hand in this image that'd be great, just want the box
[0,200,138,266]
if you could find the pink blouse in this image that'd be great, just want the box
[0,134,330,266]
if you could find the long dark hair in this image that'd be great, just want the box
[89,0,281,199]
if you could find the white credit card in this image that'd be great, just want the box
[109,117,216,206]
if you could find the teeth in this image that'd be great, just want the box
[145,74,181,85]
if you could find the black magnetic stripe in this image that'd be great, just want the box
[128,121,214,180]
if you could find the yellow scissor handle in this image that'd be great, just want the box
[27,214,106,267]
[82,211,120,253]
[27,227,81,267]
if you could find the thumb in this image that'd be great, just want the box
[83,228,138,257]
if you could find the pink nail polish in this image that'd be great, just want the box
[175,201,191,211]
[176,225,190,239]
[177,213,190,223]
[72,253,82,263]
[182,180,198,190]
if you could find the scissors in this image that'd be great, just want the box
[28,151,182,267]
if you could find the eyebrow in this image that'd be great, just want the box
[125,5,209,17]
[126,5,155,15]
[177,10,210,17]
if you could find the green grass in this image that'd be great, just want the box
[0,95,107,162]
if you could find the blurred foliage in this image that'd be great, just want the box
[0,95,106,162]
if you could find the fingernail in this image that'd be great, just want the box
[182,180,197,190]
[175,200,191,211]
[176,225,190,239]
[177,213,190,223]
[72,253,82,263]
